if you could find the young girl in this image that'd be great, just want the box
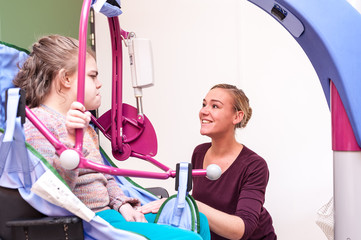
[192,84,276,240]
[13,34,209,240]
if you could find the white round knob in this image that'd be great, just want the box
[59,149,80,170]
[206,164,222,180]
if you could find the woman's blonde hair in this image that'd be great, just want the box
[13,35,95,108]
[211,83,252,128]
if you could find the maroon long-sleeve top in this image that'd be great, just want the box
[192,143,276,240]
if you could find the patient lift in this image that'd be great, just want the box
[24,0,220,181]
[0,0,221,239]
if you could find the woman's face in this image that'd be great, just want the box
[199,88,239,138]
[69,56,101,110]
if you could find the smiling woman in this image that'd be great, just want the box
[192,83,277,240]
[200,83,252,137]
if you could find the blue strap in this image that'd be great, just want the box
[92,0,123,17]
[0,88,32,190]
[3,88,20,142]
[0,88,20,177]
[0,42,29,129]
[171,162,189,227]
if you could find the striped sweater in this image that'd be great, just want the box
[24,105,140,212]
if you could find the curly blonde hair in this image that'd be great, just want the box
[13,35,95,108]
[211,83,252,128]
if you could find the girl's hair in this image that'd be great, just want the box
[211,83,252,128]
[13,35,95,108]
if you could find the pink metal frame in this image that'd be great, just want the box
[331,81,361,151]
[25,0,208,179]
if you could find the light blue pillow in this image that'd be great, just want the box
[0,42,29,129]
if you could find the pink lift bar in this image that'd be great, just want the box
[25,0,221,181]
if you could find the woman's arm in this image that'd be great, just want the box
[138,194,247,239]
[137,198,166,214]
[196,200,245,240]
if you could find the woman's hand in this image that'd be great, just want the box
[66,101,91,139]
[119,203,148,222]
[136,198,166,214]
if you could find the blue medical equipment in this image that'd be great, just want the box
[0,42,28,130]
[247,0,361,239]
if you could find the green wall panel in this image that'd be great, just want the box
[0,0,83,49]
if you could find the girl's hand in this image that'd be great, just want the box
[136,198,166,214]
[66,101,91,138]
[119,203,148,222]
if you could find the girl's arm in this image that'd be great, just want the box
[105,174,147,222]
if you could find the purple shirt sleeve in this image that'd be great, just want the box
[236,158,269,239]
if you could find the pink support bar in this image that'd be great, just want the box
[78,157,172,179]
[75,0,92,153]
[78,158,207,179]
[25,107,68,156]
[107,17,126,153]
[131,152,171,172]
[331,81,361,151]
[27,104,208,179]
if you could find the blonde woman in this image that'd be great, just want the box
[139,84,276,240]
[192,84,276,240]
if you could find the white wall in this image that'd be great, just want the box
[95,1,334,239]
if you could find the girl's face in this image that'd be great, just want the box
[69,56,101,110]
[84,56,101,110]
[199,88,240,138]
